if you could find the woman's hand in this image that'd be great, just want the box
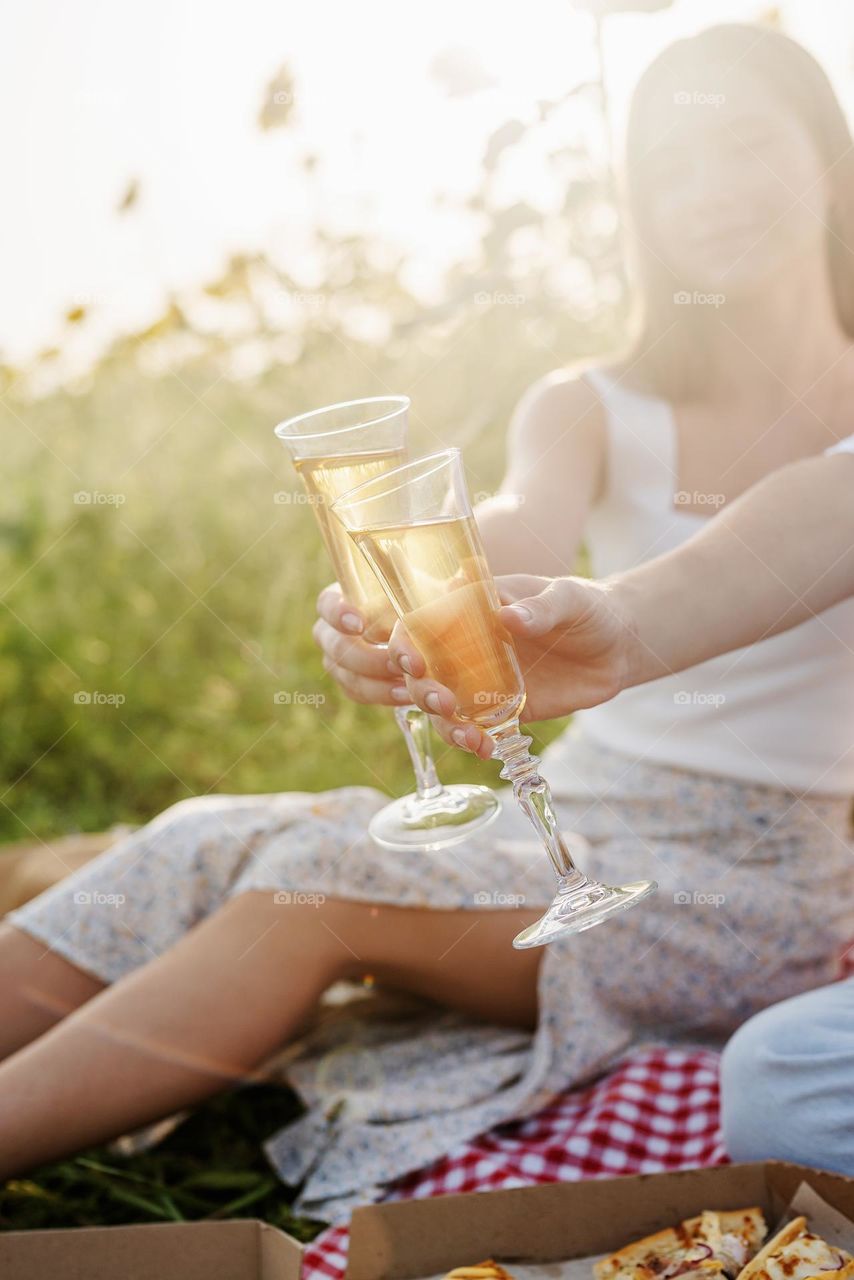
[312,583,411,707]
[387,573,633,756]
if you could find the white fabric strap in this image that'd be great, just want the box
[560,371,854,794]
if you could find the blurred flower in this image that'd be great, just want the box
[203,254,253,300]
[571,0,674,12]
[137,300,187,342]
[116,179,140,214]
[430,44,497,97]
[259,65,296,130]
[483,120,526,171]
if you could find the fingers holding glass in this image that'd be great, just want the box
[275,399,501,850]
[332,448,656,948]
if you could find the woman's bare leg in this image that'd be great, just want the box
[331,897,543,1030]
[0,893,542,1178]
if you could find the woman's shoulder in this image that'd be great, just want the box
[504,363,610,505]
[510,360,608,449]
[508,356,668,485]
[515,353,659,416]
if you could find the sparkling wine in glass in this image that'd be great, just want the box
[332,448,657,948]
[274,399,500,850]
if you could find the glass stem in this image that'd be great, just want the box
[393,705,444,800]
[487,718,582,884]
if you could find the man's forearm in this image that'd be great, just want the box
[614,453,854,687]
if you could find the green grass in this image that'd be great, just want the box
[0,1084,328,1238]
[1,263,586,845]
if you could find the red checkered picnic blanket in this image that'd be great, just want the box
[301,1046,727,1280]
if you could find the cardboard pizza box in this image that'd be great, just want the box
[2,1160,853,1280]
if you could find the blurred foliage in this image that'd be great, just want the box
[1,51,629,845]
[259,64,297,131]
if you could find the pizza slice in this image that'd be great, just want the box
[444,1262,516,1280]
[699,1209,769,1275]
[595,1208,767,1280]
[735,1216,853,1280]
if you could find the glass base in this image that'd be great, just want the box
[512,875,657,949]
[369,784,500,851]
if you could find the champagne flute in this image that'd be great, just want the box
[331,448,657,949]
[274,399,500,850]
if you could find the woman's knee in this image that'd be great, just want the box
[720,1002,785,1159]
[137,795,256,882]
[148,794,236,831]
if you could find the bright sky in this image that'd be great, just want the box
[2,0,852,365]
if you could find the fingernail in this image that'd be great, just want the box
[386,657,400,674]
[341,612,362,633]
[425,692,441,713]
[399,655,413,674]
[390,685,410,702]
[451,727,469,748]
[507,604,532,621]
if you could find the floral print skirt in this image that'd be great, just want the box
[8,729,854,1223]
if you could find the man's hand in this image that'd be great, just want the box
[387,573,634,757]
[312,583,411,706]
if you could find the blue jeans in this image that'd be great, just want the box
[721,977,854,1173]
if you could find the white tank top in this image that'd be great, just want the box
[541,369,854,795]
